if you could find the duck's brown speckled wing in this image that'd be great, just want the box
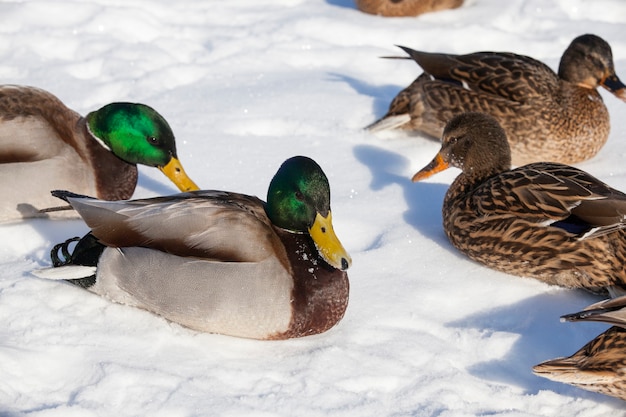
[471,162,626,238]
[66,191,286,264]
[400,48,560,102]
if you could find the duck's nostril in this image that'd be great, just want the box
[341,258,349,271]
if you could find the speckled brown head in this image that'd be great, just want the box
[559,34,626,101]
[412,112,511,182]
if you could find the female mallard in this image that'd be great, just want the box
[0,85,199,222]
[533,297,626,401]
[533,326,626,401]
[355,0,463,17]
[33,156,352,340]
[412,112,626,293]
[367,34,626,165]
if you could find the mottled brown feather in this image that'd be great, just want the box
[355,0,463,17]
[534,326,626,401]
[414,112,626,292]
[370,34,625,165]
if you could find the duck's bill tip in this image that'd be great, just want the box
[159,157,200,192]
[602,74,626,102]
[411,153,449,182]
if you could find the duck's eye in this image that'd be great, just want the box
[147,136,159,145]
[295,190,304,201]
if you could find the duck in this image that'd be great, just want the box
[533,297,626,401]
[367,34,626,166]
[355,0,463,17]
[32,156,352,340]
[412,112,626,293]
[0,85,199,222]
[561,295,626,327]
[533,326,626,401]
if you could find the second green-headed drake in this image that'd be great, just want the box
[0,85,199,222]
[33,156,352,340]
[367,34,626,165]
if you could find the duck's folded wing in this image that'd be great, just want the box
[472,163,626,237]
[66,191,283,262]
[399,47,559,102]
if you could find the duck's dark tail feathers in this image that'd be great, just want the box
[38,190,95,214]
[32,233,105,289]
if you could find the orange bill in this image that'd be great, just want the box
[412,153,449,182]
[601,73,626,102]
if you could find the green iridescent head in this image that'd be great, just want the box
[87,102,176,167]
[266,156,351,270]
[86,102,199,192]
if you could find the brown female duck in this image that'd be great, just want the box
[412,112,626,293]
[368,34,626,165]
[355,0,463,17]
[533,296,626,401]
[0,85,199,222]
[533,326,626,401]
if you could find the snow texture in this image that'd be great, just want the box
[2,0,626,415]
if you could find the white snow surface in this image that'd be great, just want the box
[2,0,626,415]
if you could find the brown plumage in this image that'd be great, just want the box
[412,112,626,293]
[355,0,463,17]
[533,326,626,401]
[0,85,198,222]
[368,34,626,165]
[534,296,626,401]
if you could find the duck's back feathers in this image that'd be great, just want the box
[66,191,286,264]
[472,163,626,237]
[399,48,559,101]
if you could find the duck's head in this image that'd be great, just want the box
[412,112,511,182]
[86,103,199,192]
[559,34,626,102]
[266,156,351,271]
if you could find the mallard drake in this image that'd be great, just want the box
[533,326,626,401]
[0,85,199,222]
[367,34,626,165]
[32,156,352,340]
[355,0,463,17]
[412,112,626,293]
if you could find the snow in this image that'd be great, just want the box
[2,0,626,415]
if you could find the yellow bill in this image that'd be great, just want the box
[309,211,352,271]
[159,157,200,192]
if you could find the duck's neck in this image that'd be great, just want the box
[78,118,138,200]
[270,227,349,339]
[444,167,504,213]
